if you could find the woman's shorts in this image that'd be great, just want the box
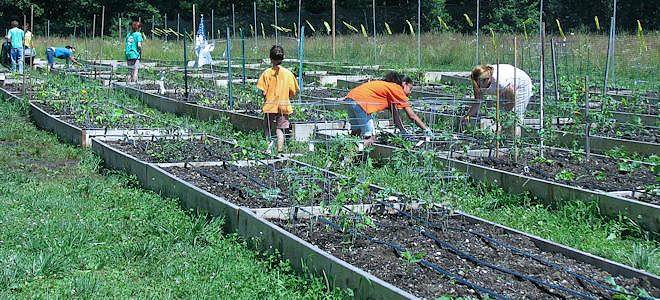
[127,59,140,70]
[344,98,375,137]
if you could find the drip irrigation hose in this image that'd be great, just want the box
[307,212,508,300]
[420,230,599,300]
[378,201,650,300]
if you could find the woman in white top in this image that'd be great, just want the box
[464,64,533,122]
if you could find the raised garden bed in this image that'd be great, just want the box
[105,136,254,163]
[465,149,658,205]
[162,160,378,209]
[277,206,659,299]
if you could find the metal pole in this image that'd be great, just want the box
[298,26,305,102]
[92,15,96,39]
[47,20,50,38]
[551,38,559,101]
[610,0,617,88]
[211,10,214,40]
[298,0,302,42]
[152,15,155,39]
[232,4,236,38]
[227,28,234,110]
[193,4,196,38]
[183,29,189,101]
[372,0,376,64]
[274,0,279,45]
[584,76,591,162]
[495,59,500,157]
[513,36,518,159]
[332,0,336,59]
[101,6,105,37]
[476,0,480,65]
[177,13,180,42]
[254,1,258,47]
[241,29,246,84]
[539,21,545,157]
[119,18,122,42]
[164,14,168,42]
[417,0,421,68]
[603,17,613,94]
[30,6,34,70]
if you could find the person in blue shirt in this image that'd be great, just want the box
[125,21,143,82]
[45,46,80,71]
[4,20,24,74]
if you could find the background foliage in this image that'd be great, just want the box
[0,0,657,36]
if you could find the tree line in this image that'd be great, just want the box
[0,0,656,36]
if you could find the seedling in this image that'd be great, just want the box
[400,250,425,264]
[555,170,576,181]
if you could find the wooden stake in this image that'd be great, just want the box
[332,0,336,59]
[192,4,196,38]
[101,6,105,37]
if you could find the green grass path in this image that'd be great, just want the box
[0,100,345,298]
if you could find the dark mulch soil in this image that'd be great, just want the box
[301,88,345,99]
[164,161,372,208]
[2,83,23,93]
[593,126,659,143]
[277,209,659,299]
[466,149,659,205]
[107,138,251,163]
[129,83,162,91]
[32,102,150,129]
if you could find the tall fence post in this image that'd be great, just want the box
[274,0,279,45]
[232,4,237,38]
[298,26,305,102]
[241,29,246,84]
[227,28,234,110]
[101,6,105,37]
[476,0,480,65]
[183,29,189,101]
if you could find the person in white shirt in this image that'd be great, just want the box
[464,64,533,123]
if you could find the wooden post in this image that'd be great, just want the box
[372,0,376,63]
[101,6,105,37]
[232,4,236,38]
[253,2,258,46]
[192,4,196,38]
[417,0,421,68]
[164,14,168,42]
[151,15,155,39]
[332,0,336,59]
[274,0,278,45]
[476,0,480,65]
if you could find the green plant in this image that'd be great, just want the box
[555,170,576,181]
[400,250,426,264]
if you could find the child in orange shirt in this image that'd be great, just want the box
[344,72,431,146]
[257,45,299,153]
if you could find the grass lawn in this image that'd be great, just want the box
[0,99,346,299]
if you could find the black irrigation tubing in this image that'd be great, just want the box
[420,230,599,300]
[308,212,509,300]
[379,201,651,300]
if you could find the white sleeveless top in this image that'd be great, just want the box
[480,64,532,97]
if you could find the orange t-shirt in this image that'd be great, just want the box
[346,80,410,114]
[256,66,299,114]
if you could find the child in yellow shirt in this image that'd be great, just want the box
[256,45,299,153]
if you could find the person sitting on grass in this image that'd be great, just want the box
[463,64,533,129]
[343,72,432,147]
[257,45,299,154]
[125,21,143,83]
[46,46,80,71]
